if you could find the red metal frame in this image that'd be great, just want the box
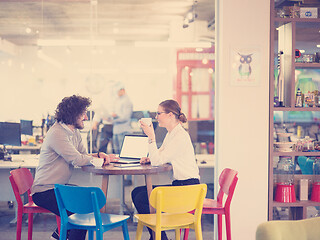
[176,47,215,120]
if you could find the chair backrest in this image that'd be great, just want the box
[256,217,320,240]
[9,168,34,206]
[217,168,238,208]
[54,184,106,214]
[149,184,207,220]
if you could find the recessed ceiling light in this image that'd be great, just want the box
[25,27,32,34]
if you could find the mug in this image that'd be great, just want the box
[140,118,152,127]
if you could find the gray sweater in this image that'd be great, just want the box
[31,122,93,194]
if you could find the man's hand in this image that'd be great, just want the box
[108,154,119,163]
[140,157,151,165]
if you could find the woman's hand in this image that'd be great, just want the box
[140,120,155,140]
[140,157,151,165]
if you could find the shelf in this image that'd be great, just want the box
[274,17,320,23]
[272,200,320,207]
[272,151,320,157]
[269,0,320,221]
[272,107,320,111]
[295,63,320,68]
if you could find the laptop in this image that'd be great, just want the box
[112,135,149,164]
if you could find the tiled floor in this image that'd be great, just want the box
[0,201,214,240]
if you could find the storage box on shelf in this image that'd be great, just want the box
[270,0,320,220]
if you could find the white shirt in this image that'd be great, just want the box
[148,124,200,181]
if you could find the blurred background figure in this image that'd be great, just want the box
[90,109,113,154]
[111,82,133,154]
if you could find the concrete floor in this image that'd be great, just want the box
[0,200,214,240]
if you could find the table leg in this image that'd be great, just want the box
[101,175,109,213]
[145,174,154,213]
[119,175,124,215]
[145,174,155,239]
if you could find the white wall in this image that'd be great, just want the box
[216,0,270,239]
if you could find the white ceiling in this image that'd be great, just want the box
[0,0,215,46]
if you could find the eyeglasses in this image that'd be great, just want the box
[156,111,167,116]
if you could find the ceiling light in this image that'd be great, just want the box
[25,27,32,34]
[134,41,212,48]
[187,12,194,20]
[317,45,320,48]
[37,39,115,47]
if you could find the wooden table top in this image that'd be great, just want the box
[82,163,172,175]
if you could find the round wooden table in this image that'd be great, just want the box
[82,163,172,213]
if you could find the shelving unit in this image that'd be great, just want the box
[269,1,320,220]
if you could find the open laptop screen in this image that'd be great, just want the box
[119,135,148,159]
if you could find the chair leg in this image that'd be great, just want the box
[27,213,33,240]
[218,214,222,240]
[59,226,67,240]
[16,210,23,240]
[175,228,181,240]
[194,223,203,240]
[56,216,61,234]
[122,221,130,240]
[96,229,103,240]
[135,222,143,240]
[88,230,94,240]
[155,227,161,240]
[225,212,231,240]
[183,228,190,240]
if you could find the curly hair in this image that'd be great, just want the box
[159,99,187,123]
[55,95,92,125]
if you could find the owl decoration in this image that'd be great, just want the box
[238,53,253,78]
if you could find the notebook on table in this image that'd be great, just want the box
[112,135,149,164]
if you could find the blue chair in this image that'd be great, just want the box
[54,184,130,240]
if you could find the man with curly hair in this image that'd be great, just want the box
[31,95,118,240]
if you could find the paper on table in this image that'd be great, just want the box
[90,157,104,167]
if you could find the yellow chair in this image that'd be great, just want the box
[134,184,207,240]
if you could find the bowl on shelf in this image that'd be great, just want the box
[274,142,295,152]
[276,132,293,142]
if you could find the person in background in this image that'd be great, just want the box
[91,105,113,153]
[111,82,133,154]
[131,99,200,240]
[31,95,118,240]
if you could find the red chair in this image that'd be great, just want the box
[9,168,60,240]
[183,168,238,240]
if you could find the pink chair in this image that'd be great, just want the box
[9,168,60,240]
[183,168,238,240]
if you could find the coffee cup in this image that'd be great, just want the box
[140,118,152,127]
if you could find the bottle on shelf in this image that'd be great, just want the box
[295,88,303,107]
[277,51,285,107]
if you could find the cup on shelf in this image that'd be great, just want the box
[311,183,320,202]
[275,183,297,202]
